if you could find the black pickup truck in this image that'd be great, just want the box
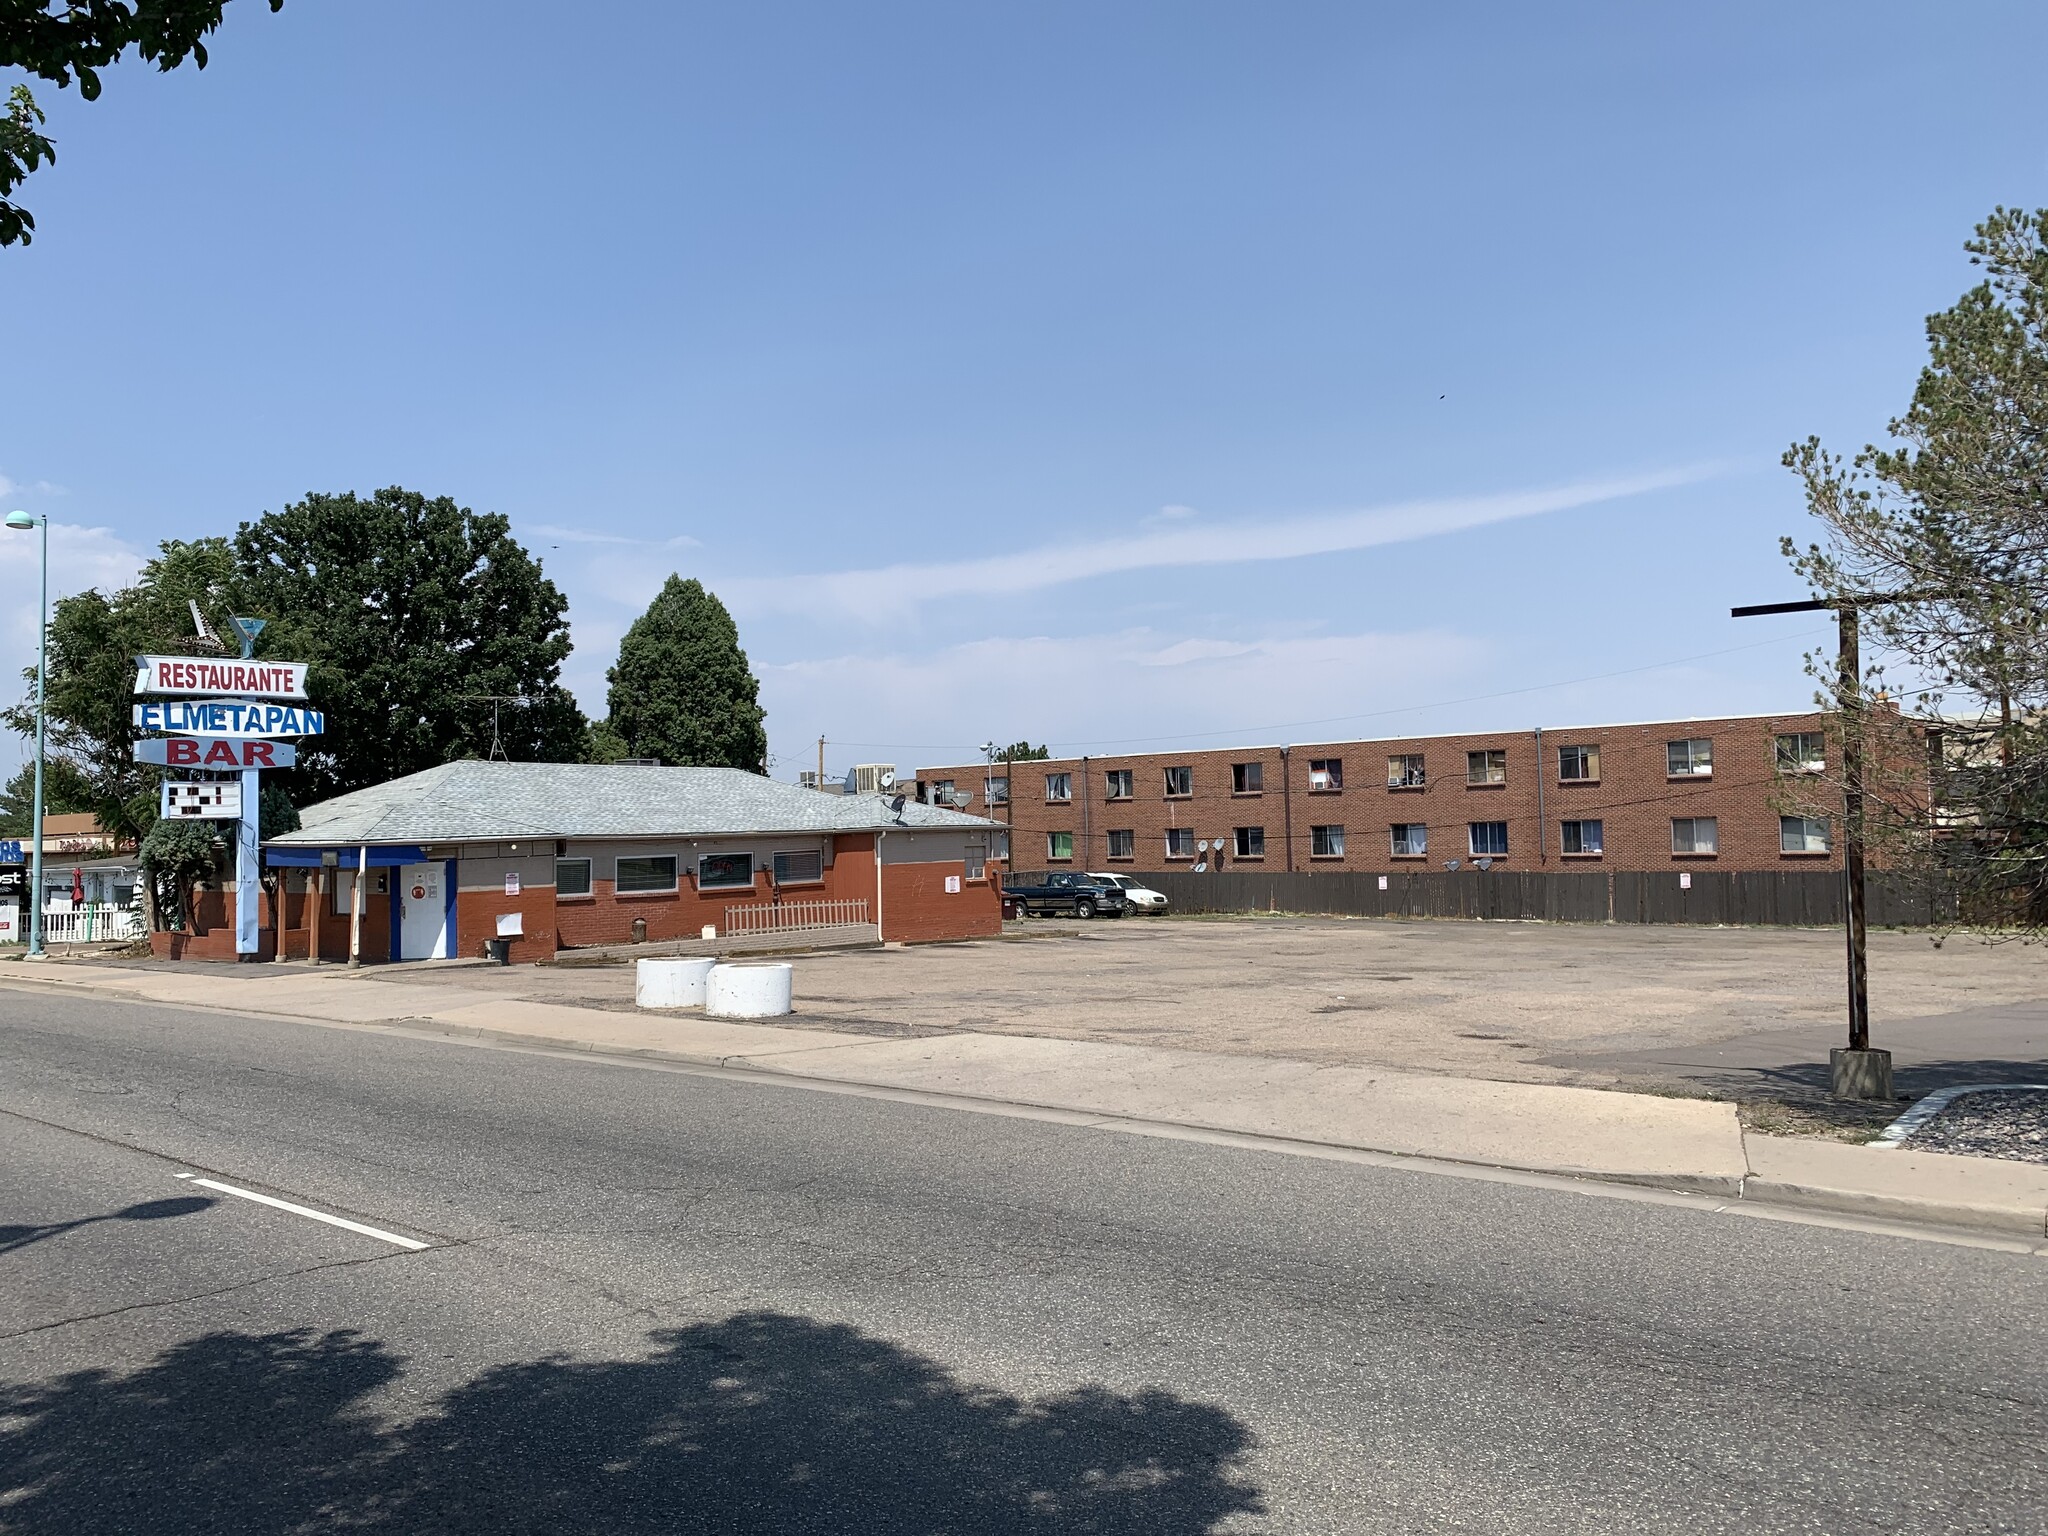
[1003,870,1129,919]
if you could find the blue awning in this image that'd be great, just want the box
[263,845,428,869]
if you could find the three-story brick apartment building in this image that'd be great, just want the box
[919,711,1864,876]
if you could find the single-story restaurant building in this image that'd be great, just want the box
[261,760,1004,963]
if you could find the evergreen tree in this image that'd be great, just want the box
[605,577,767,771]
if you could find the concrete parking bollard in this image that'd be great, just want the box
[706,962,793,1019]
[635,956,716,1009]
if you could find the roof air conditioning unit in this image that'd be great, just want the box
[850,764,897,796]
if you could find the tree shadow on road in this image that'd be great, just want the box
[0,1312,1261,1533]
[0,1195,215,1257]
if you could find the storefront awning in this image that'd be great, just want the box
[264,845,428,869]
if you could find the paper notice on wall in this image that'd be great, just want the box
[496,911,524,936]
[504,872,520,896]
[1377,875,1389,891]
[1679,872,1692,889]
[945,875,961,894]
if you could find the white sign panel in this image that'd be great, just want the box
[136,736,297,769]
[0,902,19,942]
[133,700,324,737]
[504,873,521,896]
[162,781,243,820]
[944,874,961,894]
[134,656,309,699]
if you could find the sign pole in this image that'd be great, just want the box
[349,845,366,968]
[236,765,261,957]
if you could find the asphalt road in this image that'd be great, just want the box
[2,985,2044,1534]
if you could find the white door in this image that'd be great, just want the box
[398,862,448,959]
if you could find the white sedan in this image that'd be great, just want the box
[1087,874,1169,913]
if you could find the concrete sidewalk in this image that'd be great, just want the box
[6,960,2046,1244]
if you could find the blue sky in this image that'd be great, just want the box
[4,0,2044,780]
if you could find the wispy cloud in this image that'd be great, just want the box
[756,625,1491,768]
[724,466,1715,622]
[524,523,702,549]
[0,472,66,499]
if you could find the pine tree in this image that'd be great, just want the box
[605,577,767,771]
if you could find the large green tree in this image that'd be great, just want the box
[1785,206,2048,926]
[1,0,284,246]
[0,753,96,834]
[605,576,767,771]
[236,488,589,799]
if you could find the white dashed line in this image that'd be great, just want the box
[175,1172,430,1250]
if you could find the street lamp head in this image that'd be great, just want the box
[4,510,36,530]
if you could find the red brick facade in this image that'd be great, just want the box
[921,711,1888,875]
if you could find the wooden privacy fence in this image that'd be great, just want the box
[723,897,872,936]
[1051,869,1959,928]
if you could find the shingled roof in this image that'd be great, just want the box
[268,761,997,847]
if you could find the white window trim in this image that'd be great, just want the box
[555,856,593,897]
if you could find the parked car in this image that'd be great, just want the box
[1087,874,1169,913]
[1002,871,1129,919]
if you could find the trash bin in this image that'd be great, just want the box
[484,937,513,965]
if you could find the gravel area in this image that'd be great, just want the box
[1907,1087,2048,1164]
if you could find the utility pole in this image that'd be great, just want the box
[818,736,826,790]
[1731,596,1887,1099]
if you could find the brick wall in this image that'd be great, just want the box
[921,710,1908,876]
[880,856,1002,941]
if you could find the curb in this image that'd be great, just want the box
[6,970,2044,1247]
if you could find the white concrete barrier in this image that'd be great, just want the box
[635,956,717,1009]
[706,962,794,1019]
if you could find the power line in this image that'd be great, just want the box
[825,627,1832,756]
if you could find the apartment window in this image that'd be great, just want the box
[1309,758,1344,791]
[555,857,592,897]
[1047,831,1074,861]
[1467,750,1507,785]
[1671,817,1718,855]
[1233,826,1265,858]
[1106,829,1135,860]
[772,849,824,886]
[1311,824,1346,858]
[966,842,987,881]
[1561,819,1603,856]
[1164,765,1193,797]
[990,831,1010,862]
[1232,762,1264,794]
[1781,815,1831,853]
[696,852,754,891]
[1045,772,1072,803]
[617,854,679,894]
[1104,769,1134,800]
[1165,828,1195,858]
[1387,753,1425,789]
[1776,732,1826,773]
[986,776,1009,804]
[1557,745,1599,782]
[1468,822,1509,857]
[928,779,955,806]
[1391,823,1427,857]
[1667,738,1714,777]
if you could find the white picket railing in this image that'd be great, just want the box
[722,898,871,936]
[38,903,146,943]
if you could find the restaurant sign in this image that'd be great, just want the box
[134,656,308,699]
[133,700,324,737]
[136,736,298,769]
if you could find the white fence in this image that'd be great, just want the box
[37,903,146,943]
[722,898,871,936]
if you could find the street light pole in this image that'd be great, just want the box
[4,509,47,960]
[1731,594,1889,1098]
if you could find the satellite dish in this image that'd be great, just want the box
[888,794,907,823]
[878,770,896,790]
[1192,861,1207,872]
[951,787,974,808]
[1197,839,1210,852]
[1475,858,1493,871]
[1444,859,1462,872]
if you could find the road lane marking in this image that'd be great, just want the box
[175,1173,430,1251]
